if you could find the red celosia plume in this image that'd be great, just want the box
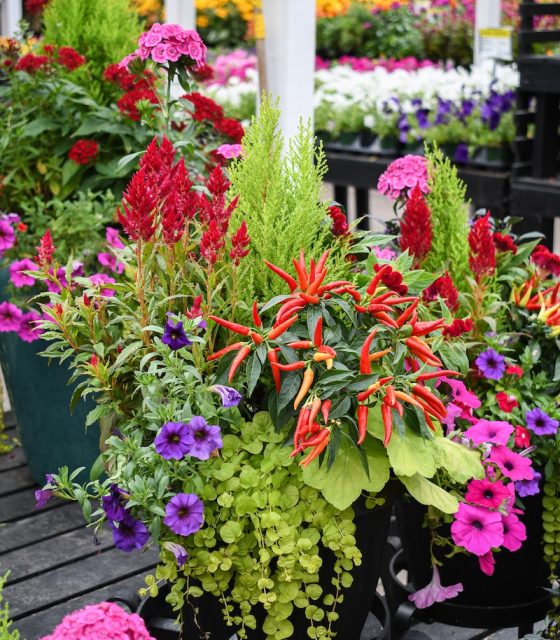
[36,230,55,266]
[423,272,459,312]
[468,212,496,281]
[230,221,251,265]
[118,167,157,242]
[400,185,432,267]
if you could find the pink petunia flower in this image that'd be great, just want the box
[441,378,481,409]
[451,503,504,556]
[478,551,495,576]
[0,302,23,331]
[18,310,43,343]
[97,252,125,274]
[106,227,125,249]
[408,565,463,609]
[216,143,243,159]
[465,478,510,509]
[89,273,116,297]
[501,513,526,552]
[489,445,533,481]
[9,258,39,287]
[464,419,514,446]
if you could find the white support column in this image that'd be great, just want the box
[1,0,23,37]
[164,0,196,30]
[474,0,502,65]
[261,0,316,142]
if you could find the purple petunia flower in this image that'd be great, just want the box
[475,348,506,380]
[10,258,38,288]
[102,484,128,522]
[408,565,463,609]
[163,541,189,567]
[185,416,222,460]
[0,302,22,332]
[454,143,469,164]
[210,385,242,408]
[154,422,193,460]
[0,219,16,252]
[163,493,204,536]
[162,318,191,351]
[525,408,559,436]
[516,470,542,497]
[110,514,150,552]
[35,473,56,509]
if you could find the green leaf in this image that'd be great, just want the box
[246,352,263,397]
[432,437,484,483]
[61,159,81,186]
[438,342,469,374]
[278,373,301,411]
[220,520,243,543]
[111,340,144,370]
[399,473,459,514]
[22,117,59,136]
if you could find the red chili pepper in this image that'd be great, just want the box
[423,411,436,431]
[411,319,446,336]
[413,396,446,422]
[318,280,353,295]
[299,293,320,304]
[316,250,329,274]
[386,385,396,406]
[264,261,298,292]
[355,305,368,313]
[366,264,390,295]
[252,301,262,328]
[228,345,251,382]
[288,340,313,349]
[373,311,399,329]
[412,384,447,417]
[381,402,393,447]
[368,303,393,313]
[207,342,243,361]
[294,368,315,409]
[308,398,322,428]
[309,258,316,282]
[396,299,419,328]
[292,258,309,291]
[276,298,306,323]
[269,315,298,340]
[406,356,420,373]
[369,291,393,304]
[395,402,404,417]
[300,431,330,467]
[321,399,332,423]
[313,317,323,347]
[272,361,307,371]
[359,329,378,374]
[250,332,264,345]
[385,296,417,306]
[307,269,327,295]
[294,406,311,446]
[336,287,362,302]
[267,350,281,392]
[405,337,443,367]
[209,315,251,336]
[395,389,433,414]
[416,369,460,381]
[357,405,368,445]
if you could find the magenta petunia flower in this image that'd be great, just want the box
[89,273,116,297]
[501,513,526,552]
[441,378,481,409]
[0,218,16,252]
[451,503,504,556]
[475,348,505,380]
[464,419,513,445]
[10,258,38,288]
[408,565,463,609]
[0,302,22,332]
[525,407,559,436]
[465,478,510,509]
[489,445,533,481]
[97,252,125,274]
[163,493,204,536]
[478,550,495,576]
[216,143,243,159]
[18,311,43,343]
[185,416,222,460]
[106,227,125,249]
[154,421,193,460]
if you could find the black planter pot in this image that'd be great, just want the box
[470,145,513,170]
[137,488,399,640]
[369,136,400,157]
[396,493,550,607]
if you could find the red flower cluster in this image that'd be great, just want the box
[230,220,250,265]
[117,88,159,121]
[56,46,86,71]
[493,232,517,254]
[68,139,99,165]
[36,229,55,266]
[15,53,49,73]
[400,185,432,267]
[103,64,155,92]
[468,212,496,281]
[531,244,560,277]
[423,272,459,311]
[118,166,158,242]
[25,0,49,14]
[214,117,244,144]
[443,317,473,337]
[496,391,519,413]
[192,63,215,83]
[328,205,349,236]
[183,92,224,122]
[373,263,408,296]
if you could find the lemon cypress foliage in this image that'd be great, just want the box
[0,573,19,640]
[227,98,347,305]
[423,145,470,291]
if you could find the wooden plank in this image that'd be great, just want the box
[5,546,159,619]
[2,527,114,584]
[0,446,26,472]
[14,573,150,640]
[0,466,35,497]
[0,488,60,522]
[0,502,84,553]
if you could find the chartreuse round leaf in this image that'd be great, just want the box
[220,520,243,543]
[386,428,438,478]
[398,473,459,514]
[432,437,484,483]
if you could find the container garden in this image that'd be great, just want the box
[315,130,333,146]
[470,145,513,170]
[359,130,378,152]
[0,331,100,484]
[332,131,362,152]
[369,135,400,157]
[395,493,550,608]
[404,141,424,155]
[135,491,398,640]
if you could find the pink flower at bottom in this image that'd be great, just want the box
[18,311,43,343]
[478,550,495,576]
[489,445,534,481]
[0,302,23,331]
[451,503,504,556]
[408,565,463,609]
[465,478,509,509]
[501,513,526,552]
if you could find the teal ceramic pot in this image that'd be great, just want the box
[0,271,99,484]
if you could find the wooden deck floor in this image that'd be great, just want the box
[0,417,158,640]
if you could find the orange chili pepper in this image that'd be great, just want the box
[369,347,391,362]
[288,340,313,349]
[292,258,309,291]
[300,431,330,467]
[294,368,315,409]
[264,260,298,292]
[268,315,298,340]
[228,346,251,382]
[250,332,264,345]
[207,342,243,361]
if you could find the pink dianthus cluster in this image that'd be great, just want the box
[120,23,206,70]
[40,601,154,640]
[377,155,429,200]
